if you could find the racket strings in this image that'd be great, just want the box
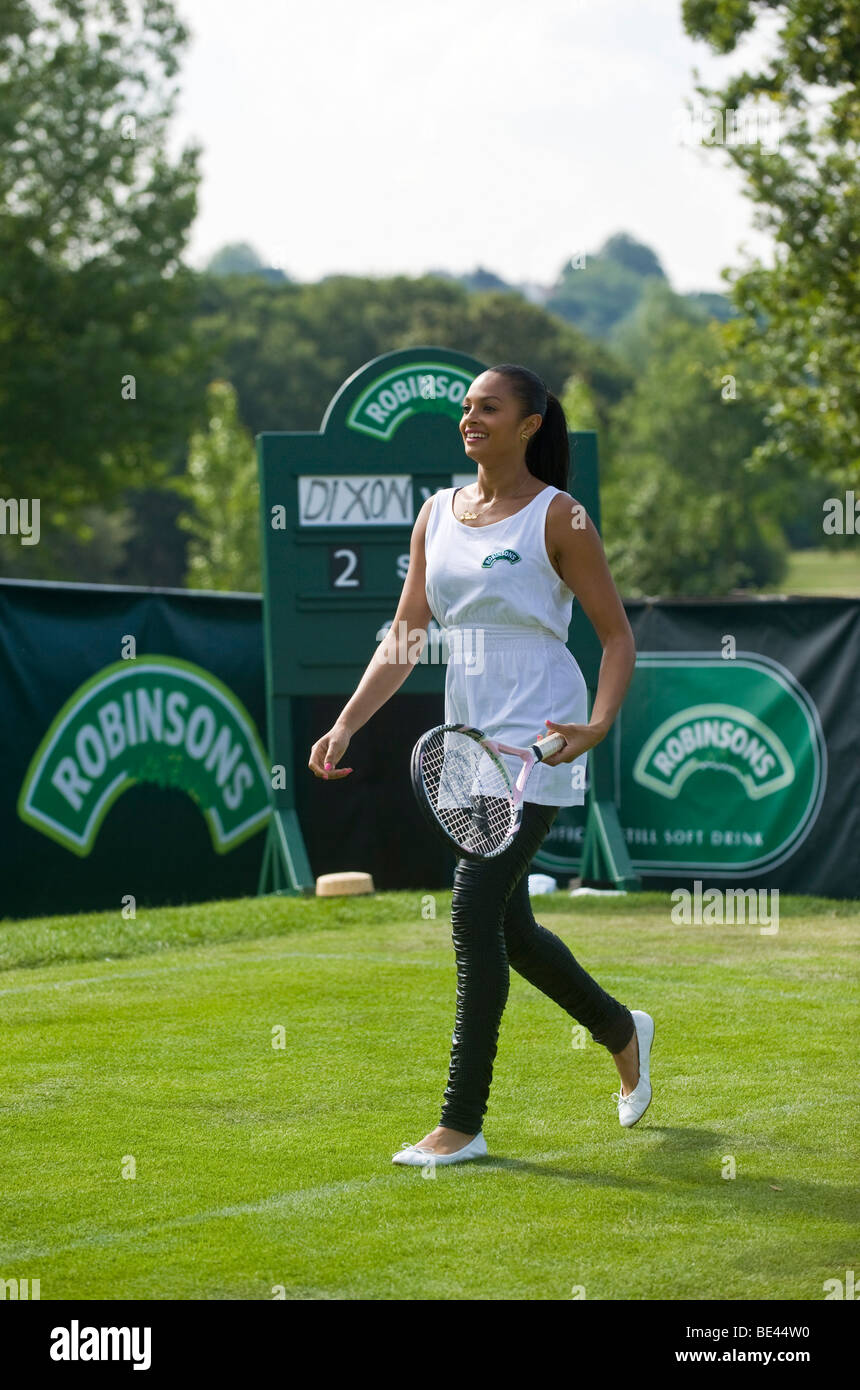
[420,728,517,856]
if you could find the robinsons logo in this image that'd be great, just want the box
[346,360,473,440]
[481,548,522,569]
[633,704,793,801]
[18,657,271,856]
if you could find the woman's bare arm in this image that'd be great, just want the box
[538,493,636,765]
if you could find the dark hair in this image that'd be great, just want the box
[486,363,570,491]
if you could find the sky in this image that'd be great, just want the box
[170,0,782,295]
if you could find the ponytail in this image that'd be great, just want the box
[487,363,570,491]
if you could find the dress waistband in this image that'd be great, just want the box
[442,623,566,647]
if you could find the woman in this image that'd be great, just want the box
[308,363,654,1167]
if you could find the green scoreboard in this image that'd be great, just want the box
[256,345,638,894]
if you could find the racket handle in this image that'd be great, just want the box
[532,730,566,760]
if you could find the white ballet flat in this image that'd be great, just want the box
[392,1132,488,1166]
[612,1010,655,1128]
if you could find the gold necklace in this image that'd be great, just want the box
[457,488,533,523]
[457,490,496,522]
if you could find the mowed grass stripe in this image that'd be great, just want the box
[0,950,450,998]
[2,889,853,973]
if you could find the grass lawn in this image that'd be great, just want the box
[764,547,860,597]
[1,890,857,1300]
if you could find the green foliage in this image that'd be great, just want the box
[560,375,600,432]
[682,0,860,487]
[206,240,290,283]
[0,0,214,540]
[601,232,667,279]
[546,232,669,340]
[548,253,649,342]
[457,265,516,293]
[206,242,266,275]
[602,305,788,595]
[683,291,735,323]
[608,280,711,378]
[191,272,633,437]
[174,380,260,592]
[0,503,135,582]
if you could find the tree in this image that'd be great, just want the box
[0,0,213,551]
[683,291,735,322]
[206,241,290,283]
[560,375,600,432]
[0,501,134,582]
[545,232,668,340]
[609,279,711,379]
[206,242,266,276]
[190,271,633,438]
[601,306,786,595]
[682,0,860,487]
[175,380,260,592]
[547,253,647,342]
[601,232,667,279]
[458,266,515,293]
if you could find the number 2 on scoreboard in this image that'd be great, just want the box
[329,546,362,590]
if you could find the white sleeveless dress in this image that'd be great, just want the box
[423,483,588,807]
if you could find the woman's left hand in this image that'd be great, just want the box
[535,717,608,765]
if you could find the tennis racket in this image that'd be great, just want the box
[410,722,567,861]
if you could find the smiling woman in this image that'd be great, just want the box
[457,363,570,515]
[308,362,651,1168]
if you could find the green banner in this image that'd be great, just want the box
[0,580,270,920]
[620,653,825,874]
[18,656,271,858]
[532,599,858,894]
[2,583,857,912]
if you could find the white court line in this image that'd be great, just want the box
[0,1153,576,1262]
[0,949,449,996]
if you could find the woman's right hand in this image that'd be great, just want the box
[308,723,354,780]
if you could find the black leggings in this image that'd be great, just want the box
[439,802,635,1135]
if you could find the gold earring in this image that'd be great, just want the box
[521,432,529,442]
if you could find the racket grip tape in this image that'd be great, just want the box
[532,731,567,760]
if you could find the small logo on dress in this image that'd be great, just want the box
[481,548,521,568]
